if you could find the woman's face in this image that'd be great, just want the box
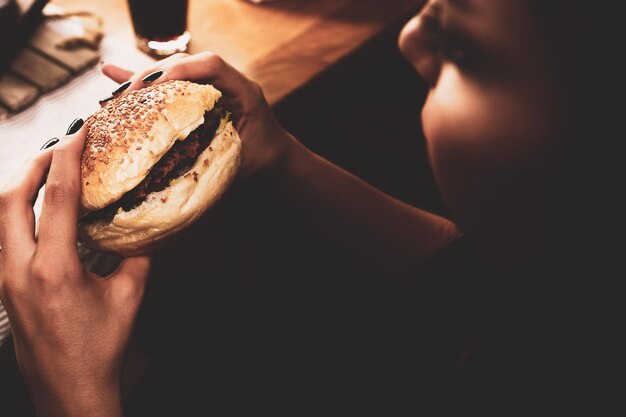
[399,0,564,262]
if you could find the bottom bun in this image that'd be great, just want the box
[78,121,243,256]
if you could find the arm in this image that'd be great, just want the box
[102,53,460,279]
[0,125,150,417]
[275,135,459,277]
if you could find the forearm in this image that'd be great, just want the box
[273,135,461,279]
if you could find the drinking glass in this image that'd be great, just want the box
[127,0,190,57]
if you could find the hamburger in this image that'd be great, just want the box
[78,80,243,256]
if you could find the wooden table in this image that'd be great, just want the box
[55,0,423,105]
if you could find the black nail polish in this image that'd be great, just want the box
[40,138,60,150]
[112,81,131,96]
[66,118,84,135]
[99,95,115,105]
[142,70,163,83]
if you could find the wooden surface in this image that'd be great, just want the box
[0,10,101,114]
[10,48,71,91]
[0,72,38,111]
[28,25,100,72]
[53,0,424,105]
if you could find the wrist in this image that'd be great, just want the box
[271,132,312,188]
[28,376,123,417]
[249,128,306,189]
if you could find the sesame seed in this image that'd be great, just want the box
[80,80,208,182]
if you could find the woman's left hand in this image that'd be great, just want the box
[100,52,297,182]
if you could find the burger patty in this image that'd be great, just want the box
[94,107,224,218]
[122,108,223,205]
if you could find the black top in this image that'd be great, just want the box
[0,238,482,416]
[127,237,483,415]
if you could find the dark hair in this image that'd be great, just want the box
[509,5,620,402]
[526,2,620,273]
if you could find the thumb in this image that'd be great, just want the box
[114,256,151,282]
[108,256,151,304]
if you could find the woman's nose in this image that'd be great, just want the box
[398,4,442,87]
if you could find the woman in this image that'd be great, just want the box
[0,0,616,415]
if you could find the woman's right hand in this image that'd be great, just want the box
[0,127,151,417]
[101,52,299,181]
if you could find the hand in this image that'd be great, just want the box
[101,52,299,180]
[0,126,151,417]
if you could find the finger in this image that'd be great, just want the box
[133,52,260,119]
[104,53,258,113]
[100,63,135,106]
[157,52,253,101]
[122,53,190,92]
[36,125,87,256]
[0,150,54,257]
[108,256,151,306]
[109,53,245,96]
[101,63,134,83]
[112,256,151,283]
[100,54,189,100]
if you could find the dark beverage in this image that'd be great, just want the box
[127,0,190,56]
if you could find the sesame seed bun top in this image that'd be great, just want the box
[80,80,222,212]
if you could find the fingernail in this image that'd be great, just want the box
[112,81,131,96]
[142,70,163,83]
[40,138,60,150]
[99,95,115,105]
[66,118,84,135]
